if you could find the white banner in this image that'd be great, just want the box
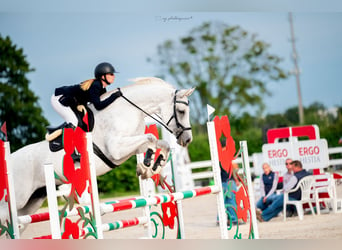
[262,139,329,175]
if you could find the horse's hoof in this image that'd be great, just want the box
[152,167,162,176]
[136,163,152,179]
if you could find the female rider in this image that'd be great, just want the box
[51,62,122,128]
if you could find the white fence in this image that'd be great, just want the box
[185,147,342,189]
[328,147,342,167]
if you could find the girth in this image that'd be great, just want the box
[92,143,120,169]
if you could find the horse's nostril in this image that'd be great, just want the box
[185,138,191,145]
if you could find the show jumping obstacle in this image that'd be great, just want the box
[42,120,229,239]
[0,112,258,239]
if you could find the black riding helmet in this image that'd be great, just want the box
[94,62,118,84]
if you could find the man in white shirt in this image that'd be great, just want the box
[256,160,310,222]
[283,158,294,187]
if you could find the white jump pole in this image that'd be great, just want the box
[207,121,229,239]
[3,141,20,239]
[170,150,186,239]
[162,130,186,239]
[85,132,104,239]
[137,153,153,238]
[44,163,61,239]
[240,140,259,239]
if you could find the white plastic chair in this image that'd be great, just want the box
[283,175,316,221]
[333,172,342,213]
[314,173,337,214]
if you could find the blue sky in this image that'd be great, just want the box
[1,1,342,125]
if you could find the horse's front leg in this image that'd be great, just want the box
[105,134,170,179]
[152,140,170,169]
[137,139,170,179]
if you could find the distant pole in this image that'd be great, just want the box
[289,12,304,124]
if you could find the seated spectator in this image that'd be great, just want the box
[256,163,279,211]
[283,158,294,187]
[256,160,310,222]
[275,158,293,191]
[283,158,296,216]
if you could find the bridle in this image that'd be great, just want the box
[120,89,191,139]
[165,90,192,139]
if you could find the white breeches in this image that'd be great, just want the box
[51,94,78,126]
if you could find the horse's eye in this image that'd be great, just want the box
[178,110,185,115]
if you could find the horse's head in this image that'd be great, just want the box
[106,77,195,148]
[165,87,195,147]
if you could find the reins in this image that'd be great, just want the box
[120,93,173,134]
[92,88,191,170]
[119,88,191,138]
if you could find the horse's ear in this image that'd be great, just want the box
[178,87,196,98]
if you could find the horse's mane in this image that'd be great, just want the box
[103,77,174,98]
[128,77,173,89]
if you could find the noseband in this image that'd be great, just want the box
[120,89,191,139]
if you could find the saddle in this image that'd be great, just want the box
[46,106,94,153]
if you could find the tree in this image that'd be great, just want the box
[149,21,288,123]
[0,34,48,151]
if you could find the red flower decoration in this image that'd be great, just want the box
[62,127,90,201]
[161,201,178,229]
[151,174,163,188]
[235,186,250,222]
[213,116,236,175]
[62,218,80,239]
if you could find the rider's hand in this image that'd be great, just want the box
[111,89,122,99]
[77,105,87,114]
[116,88,123,97]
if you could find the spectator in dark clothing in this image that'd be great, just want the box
[256,160,311,222]
[256,163,279,211]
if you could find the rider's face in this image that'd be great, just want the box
[102,73,115,87]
